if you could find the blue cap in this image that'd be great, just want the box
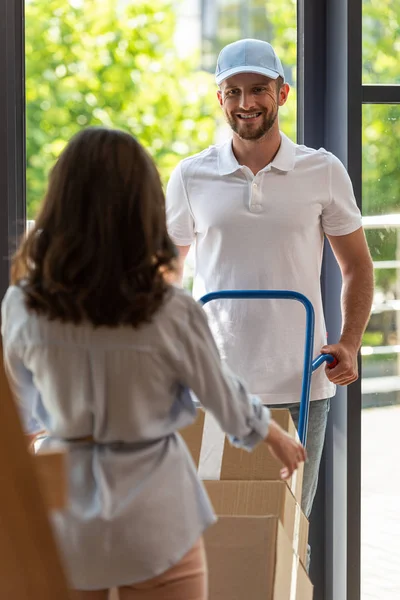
[215,39,285,86]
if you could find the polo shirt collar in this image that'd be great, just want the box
[218,131,296,176]
[270,132,296,172]
[218,139,241,176]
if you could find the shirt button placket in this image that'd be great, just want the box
[250,179,261,213]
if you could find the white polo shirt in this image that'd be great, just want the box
[166,133,362,405]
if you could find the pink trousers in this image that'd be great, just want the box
[71,537,208,600]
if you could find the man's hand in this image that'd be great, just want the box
[320,342,358,386]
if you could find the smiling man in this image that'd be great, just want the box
[166,39,373,568]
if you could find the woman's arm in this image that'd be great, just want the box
[178,299,306,477]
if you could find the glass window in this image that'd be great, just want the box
[25,0,298,292]
[25,0,297,220]
[25,0,219,219]
[363,0,400,83]
[361,103,400,599]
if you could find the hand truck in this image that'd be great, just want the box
[199,290,337,446]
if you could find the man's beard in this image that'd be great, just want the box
[227,109,278,141]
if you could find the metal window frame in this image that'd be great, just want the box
[299,1,363,599]
[362,85,400,103]
[0,0,26,308]
[346,2,363,600]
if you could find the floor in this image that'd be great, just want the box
[361,404,400,599]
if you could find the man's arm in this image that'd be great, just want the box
[175,245,191,286]
[322,227,374,385]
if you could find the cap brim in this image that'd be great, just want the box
[215,66,281,85]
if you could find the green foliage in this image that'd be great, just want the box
[25,0,300,219]
[363,330,384,346]
[361,1,400,293]
[362,98,400,293]
[363,104,400,218]
[25,0,218,217]
[363,0,400,84]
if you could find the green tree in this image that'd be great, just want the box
[363,0,400,84]
[25,0,218,217]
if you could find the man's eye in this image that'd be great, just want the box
[226,89,239,96]
[253,87,267,93]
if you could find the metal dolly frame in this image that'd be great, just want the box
[200,290,336,446]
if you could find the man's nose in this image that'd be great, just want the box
[239,92,256,111]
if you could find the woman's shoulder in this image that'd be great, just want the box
[1,285,30,338]
[163,285,201,315]
[159,286,209,335]
[2,284,27,316]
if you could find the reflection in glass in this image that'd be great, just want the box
[361,104,400,599]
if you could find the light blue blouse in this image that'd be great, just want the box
[1,285,270,590]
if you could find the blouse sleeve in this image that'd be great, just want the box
[1,289,43,435]
[178,298,270,451]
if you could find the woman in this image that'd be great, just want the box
[1,127,305,599]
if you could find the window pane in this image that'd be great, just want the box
[25,0,297,248]
[25,0,219,219]
[362,103,400,599]
[363,0,400,83]
[25,0,297,220]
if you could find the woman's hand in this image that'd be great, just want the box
[264,419,307,480]
[26,430,47,453]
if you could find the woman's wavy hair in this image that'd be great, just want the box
[12,127,178,327]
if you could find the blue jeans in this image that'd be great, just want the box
[269,398,331,570]
[285,398,331,518]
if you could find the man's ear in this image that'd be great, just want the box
[217,89,223,106]
[278,83,290,107]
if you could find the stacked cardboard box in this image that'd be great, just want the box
[180,408,313,600]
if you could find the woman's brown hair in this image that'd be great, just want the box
[12,127,177,327]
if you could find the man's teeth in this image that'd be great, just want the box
[239,113,261,119]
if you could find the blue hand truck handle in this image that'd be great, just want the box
[199,290,337,446]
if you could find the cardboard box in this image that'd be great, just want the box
[296,559,314,599]
[220,409,304,504]
[180,409,205,467]
[180,408,304,504]
[204,480,309,567]
[33,450,67,511]
[298,511,309,571]
[205,515,294,600]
